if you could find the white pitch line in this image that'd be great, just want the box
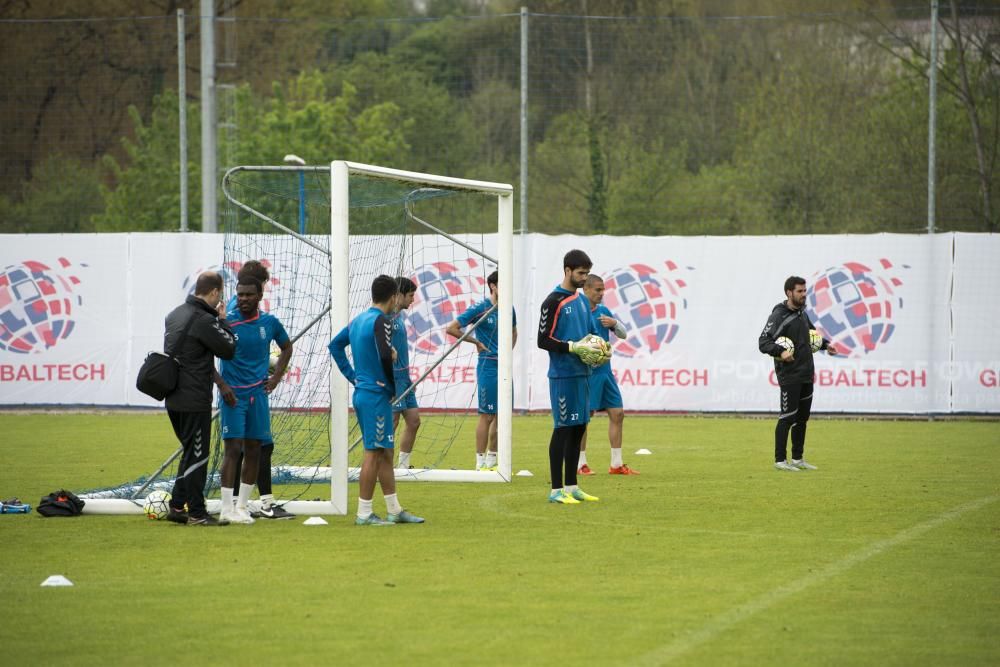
[631,494,998,667]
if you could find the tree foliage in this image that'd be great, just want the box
[0,1,996,234]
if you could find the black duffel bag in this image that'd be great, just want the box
[136,313,197,400]
[136,351,181,400]
[36,489,85,517]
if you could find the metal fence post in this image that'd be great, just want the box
[177,9,188,233]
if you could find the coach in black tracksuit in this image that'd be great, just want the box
[758,275,836,471]
[164,272,236,525]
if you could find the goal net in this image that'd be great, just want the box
[80,161,513,516]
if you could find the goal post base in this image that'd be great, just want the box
[80,498,347,516]
[390,467,509,482]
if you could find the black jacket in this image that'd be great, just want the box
[163,295,236,411]
[758,301,827,387]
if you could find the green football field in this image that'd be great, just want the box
[0,413,997,666]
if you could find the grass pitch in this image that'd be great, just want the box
[0,413,998,666]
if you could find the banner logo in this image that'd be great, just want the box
[407,259,486,355]
[806,259,906,358]
[0,258,85,354]
[602,261,692,358]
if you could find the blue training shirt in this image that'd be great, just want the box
[537,285,597,379]
[220,309,289,389]
[589,303,618,376]
[391,311,410,380]
[456,298,517,361]
[329,306,395,396]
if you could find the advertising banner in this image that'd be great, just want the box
[519,234,955,414]
[1,235,131,404]
[1,232,996,414]
[950,234,1000,412]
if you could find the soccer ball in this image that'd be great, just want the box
[775,336,795,356]
[143,490,172,520]
[808,329,823,353]
[581,334,612,367]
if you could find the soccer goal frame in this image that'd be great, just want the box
[326,161,515,515]
[80,161,513,517]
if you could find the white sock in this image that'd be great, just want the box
[611,448,623,468]
[260,493,274,510]
[221,487,234,512]
[476,453,485,468]
[398,451,411,468]
[485,451,497,467]
[565,484,578,493]
[578,451,588,467]
[357,497,373,519]
[384,493,402,515]
[237,482,254,509]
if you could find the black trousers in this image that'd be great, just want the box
[167,409,212,518]
[775,382,813,462]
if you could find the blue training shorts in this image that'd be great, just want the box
[478,361,498,414]
[220,386,272,442]
[589,370,623,412]
[392,374,419,412]
[354,388,395,450]
[548,376,590,428]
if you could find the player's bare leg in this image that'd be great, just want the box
[577,422,594,475]
[394,408,420,468]
[607,408,637,474]
[356,449,390,525]
[235,440,260,517]
[220,439,255,522]
[476,414,496,469]
[380,447,423,523]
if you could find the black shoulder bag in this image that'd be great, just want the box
[136,313,198,400]
[36,489,85,517]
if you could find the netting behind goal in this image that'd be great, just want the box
[77,162,513,515]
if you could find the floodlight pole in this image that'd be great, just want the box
[200,0,217,233]
[177,9,188,232]
[520,6,528,236]
[927,0,938,234]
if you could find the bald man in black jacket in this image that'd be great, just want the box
[163,271,236,525]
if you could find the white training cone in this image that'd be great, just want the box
[41,575,73,587]
[635,448,652,455]
[515,470,534,477]
[302,516,328,526]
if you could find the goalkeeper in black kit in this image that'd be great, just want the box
[758,275,837,472]
[537,249,610,504]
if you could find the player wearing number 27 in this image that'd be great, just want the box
[536,250,602,505]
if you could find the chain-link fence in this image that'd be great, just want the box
[1,4,997,234]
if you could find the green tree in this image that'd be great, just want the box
[95,71,416,231]
[95,88,199,231]
[234,70,412,166]
[531,112,594,234]
[0,156,103,233]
